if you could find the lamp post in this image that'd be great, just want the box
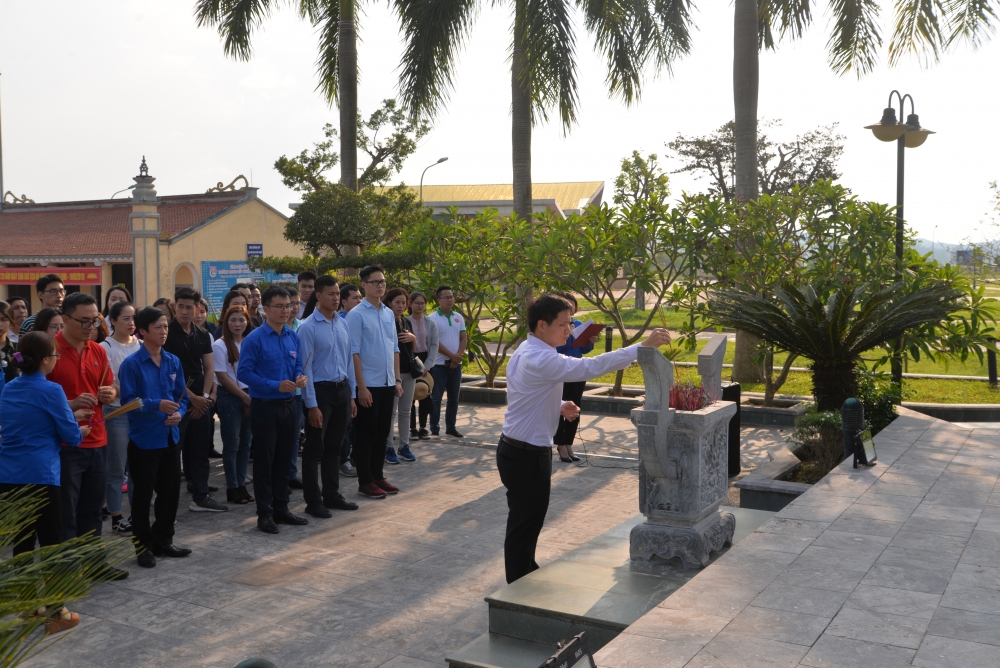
[419,157,448,202]
[865,90,935,384]
[111,184,136,199]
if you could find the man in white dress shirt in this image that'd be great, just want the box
[498,294,670,583]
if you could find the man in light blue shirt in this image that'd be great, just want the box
[345,265,402,499]
[299,275,359,516]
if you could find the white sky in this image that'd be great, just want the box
[1,1,998,245]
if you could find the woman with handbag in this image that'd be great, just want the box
[212,305,254,504]
[383,288,419,464]
[406,292,439,441]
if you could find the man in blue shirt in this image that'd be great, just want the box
[299,275,360,517]
[346,265,402,499]
[119,307,191,568]
[237,286,309,534]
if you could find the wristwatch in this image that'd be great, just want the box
[202,393,210,399]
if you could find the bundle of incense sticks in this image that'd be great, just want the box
[103,398,143,421]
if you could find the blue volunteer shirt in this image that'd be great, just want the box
[237,322,303,399]
[0,371,83,486]
[345,299,398,389]
[298,309,356,409]
[555,318,596,359]
[119,345,189,449]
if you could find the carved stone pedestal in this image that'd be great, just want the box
[629,340,738,570]
[630,509,736,569]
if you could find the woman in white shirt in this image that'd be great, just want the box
[213,305,253,504]
[99,301,141,534]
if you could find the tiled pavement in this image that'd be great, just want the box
[594,408,1000,667]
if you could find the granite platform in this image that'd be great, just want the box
[593,407,1000,667]
[447,507,774,668]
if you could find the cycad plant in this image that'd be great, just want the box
[709,282,962,411]
[1,488,129,667]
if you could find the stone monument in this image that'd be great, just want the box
[630,334,737,569]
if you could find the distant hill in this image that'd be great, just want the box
[913,238,962,265]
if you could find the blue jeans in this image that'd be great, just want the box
[217,386,252,489]
[103,408,132,513]
[431,364,462,432]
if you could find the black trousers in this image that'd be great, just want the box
[250,398,297,519]
[128,440,180,552]
[0,483,62,555]
[354,386,395,486]
[303,380,352,505]
[59,446,108,541]
[180,410,214,501]
[496,438,552,584]
[554,381,587,446]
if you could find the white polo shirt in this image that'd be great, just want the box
[501,334,640,447]
[427,309,465,366]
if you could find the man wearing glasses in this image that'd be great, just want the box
[238,286,309,534]
[345,265,402,499]
[46,293,129,579]
[19,274,66,335]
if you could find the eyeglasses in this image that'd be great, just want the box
[65,315,103,329]
[365,279,387,287]
[264,303,291,310]
[43,288,67,297]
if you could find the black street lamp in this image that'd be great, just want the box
[865,90,935,384]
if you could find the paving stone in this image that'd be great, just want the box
[684,630,808,667]
[843,585,941,619]
[593,634,704,668]
[723,605,830,646]
[828,516,903,538]
[751,583,849,618]
[926,606,1000,647]
[861,563,952,595]
[826,606,930,649]
[949,563,1000,592]
[623,607,729,644]
[940,583,1000,616]
[912,634,1000,667]
[811,530,892,554]
[800,634,916,667]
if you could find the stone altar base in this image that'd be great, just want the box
[629,509,736,569]
[446,507,773,668]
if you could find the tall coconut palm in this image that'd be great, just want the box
[194,0,361,191]
[392,0,695,220]
[710,281,962,411]
[727,0,998,384]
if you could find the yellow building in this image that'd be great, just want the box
[412,181,605,219]
[0,159,301,314]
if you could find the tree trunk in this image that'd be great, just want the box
[811,361,859,413]
[511,5,533,222]
[339,0,358,193]
[731,0,763,383]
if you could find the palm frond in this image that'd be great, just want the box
[888,0,947,66]
[310,0,341,105]
[943,0,999,48]
[521,0,579,130]
[757,0,813,50]
[826,0,884,75]
[393,0,480,120]
[193,0,281,61]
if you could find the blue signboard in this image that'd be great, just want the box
[201,261,296,321]
[246,243,263,258]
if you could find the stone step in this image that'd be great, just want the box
[446,632,557,668]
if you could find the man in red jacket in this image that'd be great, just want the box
[47,293,122,566]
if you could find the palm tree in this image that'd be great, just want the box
[392,0,694,220]
[709,282,962,412]
[194,0,361,191]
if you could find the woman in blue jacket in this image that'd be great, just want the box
[0,331,91,634]
[553,294,598,462]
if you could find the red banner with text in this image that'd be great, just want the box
[0,267,103,285]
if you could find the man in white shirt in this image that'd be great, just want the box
[426,286,467,438]
[498,294,670,583]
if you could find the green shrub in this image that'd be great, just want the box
[856,369,905,435]
[790,407,844,480]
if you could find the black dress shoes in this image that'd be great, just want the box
[305,503,332,518]
[288,478,304,490]
[446,428,465,438]
[257,517,279,534]
[324,495,359,511]
[136,551,156,568]
[152,544,192,558]
[273,511,309,526]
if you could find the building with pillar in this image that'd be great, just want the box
[0,160,302,314]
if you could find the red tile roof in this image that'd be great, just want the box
[0,192,248,259]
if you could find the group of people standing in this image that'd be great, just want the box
[0,266,472,633]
